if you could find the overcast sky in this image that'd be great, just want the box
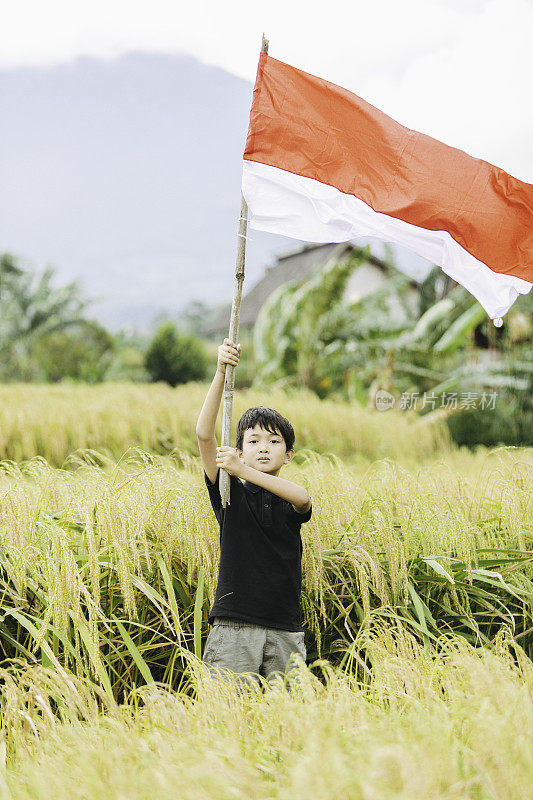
[4,0,532,184]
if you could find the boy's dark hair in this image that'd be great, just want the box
[236,407,295,453]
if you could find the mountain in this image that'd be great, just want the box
[0,51,430,332]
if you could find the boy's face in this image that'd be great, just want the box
[237,424,294,475]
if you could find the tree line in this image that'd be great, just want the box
[0,253,211,385]
[1,249,531,446]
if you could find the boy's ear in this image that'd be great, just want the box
[284,449,295,463]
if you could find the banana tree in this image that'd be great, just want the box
[252,246,414,392]
[251,245,531,411]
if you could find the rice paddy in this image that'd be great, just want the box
[0,382,531,798]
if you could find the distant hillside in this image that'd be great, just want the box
[0,51,306,331]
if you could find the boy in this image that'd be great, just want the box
[195,338,312,693]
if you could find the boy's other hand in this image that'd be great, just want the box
[217,338,242,375]
[216,446,243,477]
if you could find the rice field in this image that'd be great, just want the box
[0,382,531,799]
[0,381,453,466]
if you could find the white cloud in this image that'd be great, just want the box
[4,0,532,180]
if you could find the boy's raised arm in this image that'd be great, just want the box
[196,339,241,483]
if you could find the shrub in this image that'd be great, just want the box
[145,323,208,386]
[32,320,115,383]
[446,381,533,447]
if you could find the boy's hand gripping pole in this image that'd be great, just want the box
[219,193,248,508]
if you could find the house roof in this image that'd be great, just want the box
[204,241,423,337]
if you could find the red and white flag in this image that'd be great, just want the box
[242,53,532,320]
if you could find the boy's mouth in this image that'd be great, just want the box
[258,458,270,462]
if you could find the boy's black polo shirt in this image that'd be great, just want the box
[204,467,312,632]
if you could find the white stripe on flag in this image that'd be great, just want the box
[242,160,531,320]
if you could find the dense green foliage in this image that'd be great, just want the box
[2,248,531,447]
[145,322,209,385]
[251,249,532,447]
[0,253,89,381]
[31,320,115,383]
[0,253,215,385]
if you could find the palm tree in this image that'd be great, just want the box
[0,253,90,380]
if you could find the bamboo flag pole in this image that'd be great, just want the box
[219,33,269,508]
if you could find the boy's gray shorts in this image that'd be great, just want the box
[202,616,307,691]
